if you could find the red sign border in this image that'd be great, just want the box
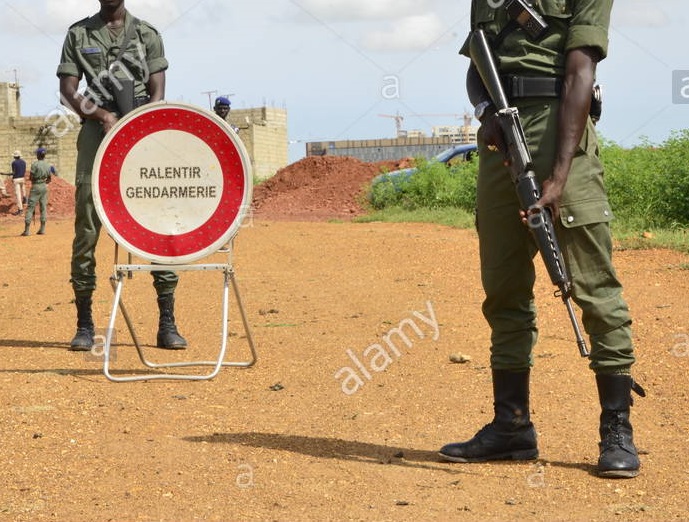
[93,103,250,263]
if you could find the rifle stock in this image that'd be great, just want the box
[469,28,589,358]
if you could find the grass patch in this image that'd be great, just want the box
[354,206,475,228]
[612,224,689,253]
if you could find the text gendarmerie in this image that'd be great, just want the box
[125,185,217,199]
[125,166,218,200]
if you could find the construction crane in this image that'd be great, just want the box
[410,112,475,128]
[378,112,404,137]
[408,113,462,120]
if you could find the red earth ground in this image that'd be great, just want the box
[0,157,688,521]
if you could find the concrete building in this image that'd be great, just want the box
[0,82,288,184]
[0,82,78,182]
[228,106,288,180]
[306,112,478,162]
[306,136,457,162]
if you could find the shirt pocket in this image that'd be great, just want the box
[79,46,104,74]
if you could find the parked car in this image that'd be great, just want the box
[370,143,478,190]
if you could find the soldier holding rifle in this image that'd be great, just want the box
[439,0,643,478]
[57,0,187,352]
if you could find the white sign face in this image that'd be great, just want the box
[120,130,224,235]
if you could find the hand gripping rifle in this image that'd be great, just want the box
[469,28,589,358]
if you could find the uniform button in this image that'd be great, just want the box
[603,210,610,216]
[567,215,574,223]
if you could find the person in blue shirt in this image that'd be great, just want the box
[11,151,27,216]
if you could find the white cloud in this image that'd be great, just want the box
[36,0,184,34]
[45,0,93,32]
[123,0,183,28]
[296,0,432,21]
[361,14,448,52]
[612,1,670,28]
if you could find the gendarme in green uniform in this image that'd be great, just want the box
[24,158,52,233]
[57,4,187,352]
[57,10,177,295]
[438,0,643,479]
[462,0,633,374]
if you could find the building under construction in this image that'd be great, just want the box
[306,112,478,162]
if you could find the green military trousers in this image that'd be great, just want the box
[25,182,48,225]
[476,99,634,374]
[71,119,179,296]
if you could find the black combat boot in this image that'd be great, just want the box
[21,222,30,236]
[596,374,643,478]
[69,294,95,351]
[439,369,538,462]
[37,221,46,235]
[156,294,188,349]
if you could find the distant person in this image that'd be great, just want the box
[57,0,187,352]
[21,148,54,236]
[11,150,27,215]
[213,96,239,133]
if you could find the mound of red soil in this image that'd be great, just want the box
[252,156,414,221]
[0,176,75,220]
[1,155,415,224]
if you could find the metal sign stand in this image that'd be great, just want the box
[102,242,257,382]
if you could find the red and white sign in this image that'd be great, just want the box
[93,102,252,264]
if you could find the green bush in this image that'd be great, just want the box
[369,156,478,212]
[604,130,689,228]
[368,130,689,231]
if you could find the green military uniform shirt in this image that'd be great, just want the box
[460,0,612,76]
[30,160,53,183]
[56,10,168,100]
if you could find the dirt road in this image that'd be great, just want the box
[1,216,688,521]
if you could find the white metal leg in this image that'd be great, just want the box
[102,262,257,382]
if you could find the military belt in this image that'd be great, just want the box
[502,75,563,99]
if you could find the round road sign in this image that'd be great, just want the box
[92,101,252,264]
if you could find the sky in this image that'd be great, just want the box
[1,0,687,163]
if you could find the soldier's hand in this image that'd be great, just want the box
[519,178,565,226]
[482,113,509,164]
[101,112,119,134]
[535,177,565,220]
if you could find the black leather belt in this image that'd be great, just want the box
[502,75,562,99]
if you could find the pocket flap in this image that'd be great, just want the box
[559,199,614,228]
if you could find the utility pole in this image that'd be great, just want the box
[201,90,217,110]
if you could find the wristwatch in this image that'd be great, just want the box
[474,100,494,122]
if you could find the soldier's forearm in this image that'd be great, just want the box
[552,48,598,185]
